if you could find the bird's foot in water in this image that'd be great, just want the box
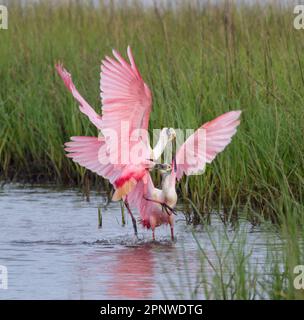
[131,234,139,243]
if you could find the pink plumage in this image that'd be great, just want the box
[55,64,103,130]
[56,47,154,199]
[127,111,241,239]
[175,111,241,180]
[56,46,242,240]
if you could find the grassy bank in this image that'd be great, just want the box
[0,1,303,223]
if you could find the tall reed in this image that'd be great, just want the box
[0,1,303,222]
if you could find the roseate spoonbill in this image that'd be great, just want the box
[56,47,176,236]
[127,111,241,240]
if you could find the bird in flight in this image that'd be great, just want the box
[56,47,241,241]
[56,46,175,237]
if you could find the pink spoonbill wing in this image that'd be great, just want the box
[56,64,103,130]
[64,136,121,184]
[100,46,153,199]
[58,47,154,200]
[175,111,241,180]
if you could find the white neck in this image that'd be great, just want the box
[161,172,177,207]
[150,132,169,161]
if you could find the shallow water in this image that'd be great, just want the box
[0,184,282,299]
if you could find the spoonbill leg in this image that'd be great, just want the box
[124,199,138,237]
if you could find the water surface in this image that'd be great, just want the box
[0,184,281,299]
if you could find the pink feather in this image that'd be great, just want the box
[59,47,154,200]
[55,64,103,130]
[175,111,241,180]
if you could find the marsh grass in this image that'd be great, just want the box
[0,0,303,223]
[163,217,304,300]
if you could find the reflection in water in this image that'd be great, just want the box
[107,246,155,299]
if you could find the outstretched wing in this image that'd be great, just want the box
[56,64,103,130]
[60,47,153,200]
[64,136,121,184]
[100,46,152,162]
[99,46,153,198]
[175,111,241,180]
